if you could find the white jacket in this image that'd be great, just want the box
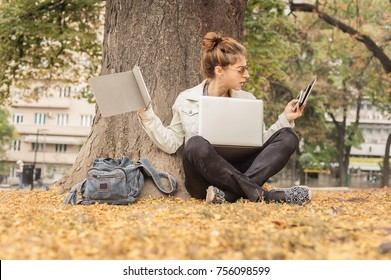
[138,80,294,154]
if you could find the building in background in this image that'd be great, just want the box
[4,83,95,186]
[349,97,391,183]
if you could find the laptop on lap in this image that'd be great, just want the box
[199,96,263,161]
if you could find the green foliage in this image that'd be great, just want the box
[244,0,309,131]
[299,152,317,169]
[244,0,331,164]
[304,0,390,112]
[288,0,390,177]
[346,124,364,147]
[245,0,390,180]
[0,106,15,158]
[244,0,300,98]
[0,0,104,104]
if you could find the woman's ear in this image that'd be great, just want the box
[214,65,223,77]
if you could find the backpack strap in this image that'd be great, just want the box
[137,158,178,195]
[63,179,86,205]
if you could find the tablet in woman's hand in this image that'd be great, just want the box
[293,78,317,111]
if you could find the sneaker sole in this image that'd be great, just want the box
[205,186,215,204]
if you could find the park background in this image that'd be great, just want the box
[0,0,390,191]
[0,0,390,260]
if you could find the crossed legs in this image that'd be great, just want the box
[182,127,299,202]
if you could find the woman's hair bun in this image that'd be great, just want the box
[202,32,223,52]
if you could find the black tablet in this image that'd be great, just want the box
[293,78,317,111]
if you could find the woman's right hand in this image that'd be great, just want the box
[283,99,305,122]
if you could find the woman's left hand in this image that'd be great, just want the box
[284,99,305,122]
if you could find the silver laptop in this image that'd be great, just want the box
[89,65,151,117]
[199,96,263,160]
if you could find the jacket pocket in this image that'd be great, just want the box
[181,106,199,117]
[179,106,199,136]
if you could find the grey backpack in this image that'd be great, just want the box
[63,157,178,205]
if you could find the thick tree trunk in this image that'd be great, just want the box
[57,0,247,198]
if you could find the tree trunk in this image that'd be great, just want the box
[57,0,247,198]
[328,111,347,186]
[383,132,391,187]
[343,92,363,186]
[338,124,347,186]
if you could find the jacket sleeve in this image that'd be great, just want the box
[137,101,185,154]
[263,113,295,143]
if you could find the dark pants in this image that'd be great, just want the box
[182,127,299,202]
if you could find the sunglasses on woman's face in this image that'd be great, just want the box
[227,64,249,75]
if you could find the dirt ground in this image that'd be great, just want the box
[0,186,390,260]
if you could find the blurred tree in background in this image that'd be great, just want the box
[287,0,390,185]
[0,107,15,182]
[245,0,390,186]
[0,0,104,105]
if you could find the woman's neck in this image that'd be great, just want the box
[207,79,230,97]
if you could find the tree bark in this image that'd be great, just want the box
[57,0,247,198]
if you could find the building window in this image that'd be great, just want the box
[34,113,46,125]
[12,113,24,124]
[10,140,21,151]
[57,114,69,126]
[59,86,71,98]
[31,143,44,151]
[55,144,67,153]
[81,114,93,127]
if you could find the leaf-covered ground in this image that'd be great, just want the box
[0,187,390,260]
